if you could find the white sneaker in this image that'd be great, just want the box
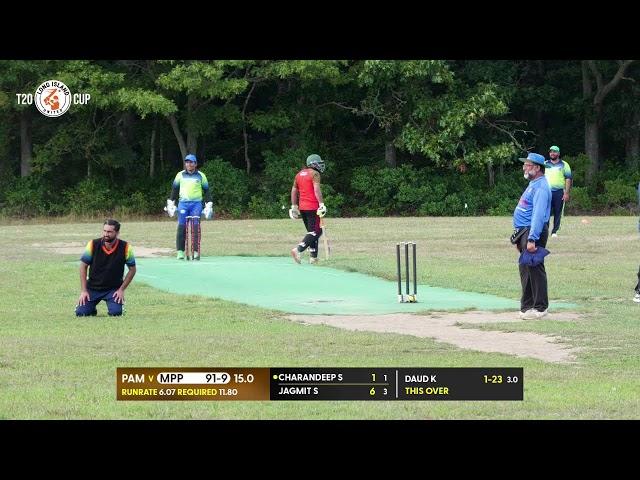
[309,257,318,264]
[551,233,558,238]
[522,309,547,319]
[519,310,530,319]
[533,309,548,319]
[291,248,301,264]
[633,293,640,303]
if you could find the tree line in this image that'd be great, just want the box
[0,60,638,218]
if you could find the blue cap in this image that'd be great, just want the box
[519,152,546,166]
[184,154,197,164]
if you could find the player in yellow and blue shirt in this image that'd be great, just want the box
[165,154,213,260]
[544,145,572,237]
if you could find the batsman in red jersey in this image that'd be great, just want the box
[289,154,327,264]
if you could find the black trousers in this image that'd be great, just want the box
[297,210,323,258]
[550,189,564,234]
[635,265,640,294]
[517,224,549,312]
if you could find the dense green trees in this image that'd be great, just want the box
[0,60,638,218]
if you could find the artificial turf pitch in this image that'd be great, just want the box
[136,256,573,315]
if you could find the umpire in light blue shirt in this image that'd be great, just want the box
[512,152,552,319]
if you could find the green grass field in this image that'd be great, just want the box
[1,216,639,419]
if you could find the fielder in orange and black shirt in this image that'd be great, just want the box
[76,219,136,316]
[289,154,327,264]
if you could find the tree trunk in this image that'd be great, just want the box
[242,82,257,174]
[167,114,187,160]
[186,132,198,156]
[199,138,206,165]
[534,61,547,138]
[243,128,250,174]
[149,120,156,177]
[385,141,397,168]
[585,115,600,183]
[626,110,640,170]
[582,61,597,184]
[582,60,635,184]
[0,140,8,179]
[117,111,135,146]
[625,136,639,170]
[20,110,32,177]
[186,94,198,155]
[487,163,495,187]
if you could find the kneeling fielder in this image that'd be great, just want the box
[76,219,136,317]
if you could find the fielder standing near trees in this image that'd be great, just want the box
[545,145,572,238]
[165,154,213,260]
[289,154,327,264]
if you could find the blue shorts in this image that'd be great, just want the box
[177,201,203,226]
[75,288,124,316]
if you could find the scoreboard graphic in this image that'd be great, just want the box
[117,368,523,401]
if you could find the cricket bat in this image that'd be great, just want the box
[320,218,330,260]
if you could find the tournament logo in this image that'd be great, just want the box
[34,80,71,117]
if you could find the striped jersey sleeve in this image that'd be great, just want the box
[80,240,94,265]
[172,171,182,189]
[125,243,136,267]
[200,171,209,191]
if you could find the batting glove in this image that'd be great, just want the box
[203,202,213,220]
[164,199,176,217]
[317,203,327,218]
[289,205,300,219]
